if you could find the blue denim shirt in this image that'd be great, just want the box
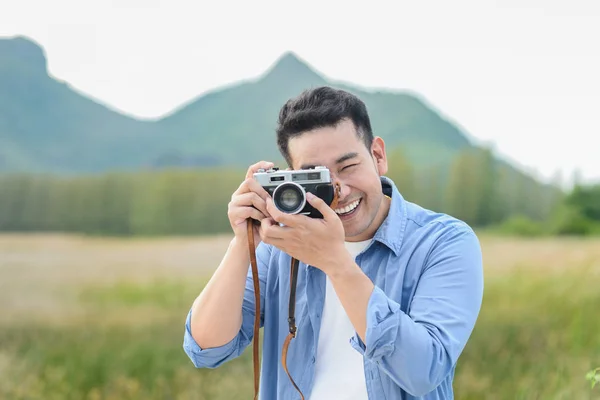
[183,176,484,399]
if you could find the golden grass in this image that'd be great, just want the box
[2,232,599,330]
[0,232,599,399]
[0,233,232,324]
[476,232,600,276]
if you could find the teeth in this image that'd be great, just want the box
[335,199,360,215]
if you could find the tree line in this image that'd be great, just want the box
[0,147,598,236]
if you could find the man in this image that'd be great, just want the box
[183,86,484,399]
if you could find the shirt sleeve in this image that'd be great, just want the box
[183,241,272,369]
[350,225,484,396]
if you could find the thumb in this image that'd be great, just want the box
[307,192,337,220]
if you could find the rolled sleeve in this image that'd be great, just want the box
[183,308,242,369]
[349,285,401,360]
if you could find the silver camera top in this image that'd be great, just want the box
[253,166,331,187]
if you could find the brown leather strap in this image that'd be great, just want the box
[247,221,261,400]
[282,332,304,399]
[281,256,303,399]
[248,182,341,400]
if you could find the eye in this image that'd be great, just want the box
[341,163,359,171]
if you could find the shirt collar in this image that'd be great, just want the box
[371,176,407,257]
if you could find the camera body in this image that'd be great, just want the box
[253,166,335,219]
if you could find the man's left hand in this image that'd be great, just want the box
[261,192,350,275]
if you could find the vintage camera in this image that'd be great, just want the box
[253,166,335,218]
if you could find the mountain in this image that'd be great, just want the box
[0,35,479,174]
[156,51,475,169]
[0,36,167,173]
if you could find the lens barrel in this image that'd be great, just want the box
[272,182,306,214]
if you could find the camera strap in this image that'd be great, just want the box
[247,183,341,400]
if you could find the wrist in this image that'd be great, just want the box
[230,236,251,261]
[327,247,359,280]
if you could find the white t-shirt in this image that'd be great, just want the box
[309,239,373,400]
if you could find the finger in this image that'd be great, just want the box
[261,218,290,241]
[245,160,275,180]
[245,178,272,201]
[231,178,250,197]
[261,216,278,230]
[306,192,338,220]
[265,197,302,227]
[231,178,271,203]
[230,192,269,218]
[259,217,278,239]
[231,207,268,226]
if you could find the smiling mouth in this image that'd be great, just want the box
[334,198,361,216]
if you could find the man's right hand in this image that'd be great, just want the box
[227,161,275,247]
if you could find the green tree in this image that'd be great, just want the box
[445,147,501,226]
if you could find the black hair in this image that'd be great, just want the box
[276,86,374,167]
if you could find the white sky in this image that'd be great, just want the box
[1,0,599,185]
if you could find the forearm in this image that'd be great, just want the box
[190,237,251,348]
[328,255,375,343]
[360,288,456,395]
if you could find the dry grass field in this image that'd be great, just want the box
[0,233,231,324]
[1,232,599,399]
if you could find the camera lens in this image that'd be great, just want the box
[280,188,300,208]
[272,182,306,214]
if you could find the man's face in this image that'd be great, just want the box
[287,119,390,242]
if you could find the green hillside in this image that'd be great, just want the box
[1,35,477,173]
[0,36,164,173]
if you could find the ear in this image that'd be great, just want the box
[371,136,388,176]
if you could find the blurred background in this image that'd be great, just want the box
[1,0,599,399]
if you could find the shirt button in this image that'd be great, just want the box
[312,356,316,363]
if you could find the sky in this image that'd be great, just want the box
[2,0,599,185]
